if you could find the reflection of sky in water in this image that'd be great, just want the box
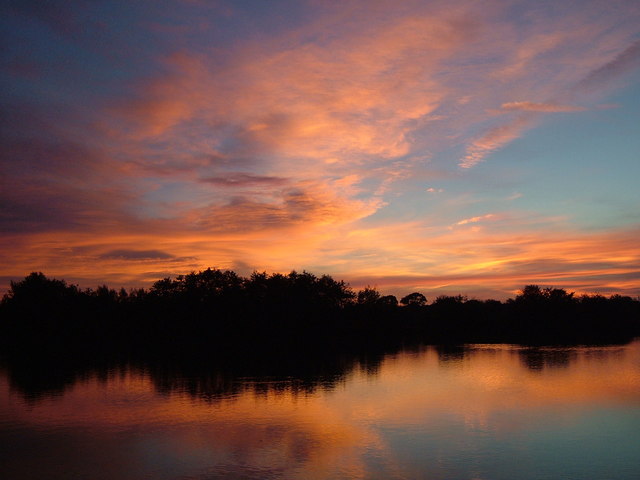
[1,342,639,479]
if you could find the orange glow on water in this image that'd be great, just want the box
[3,343,639,430]
[2,342,640,479]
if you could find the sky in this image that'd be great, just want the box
[1,0,639,300]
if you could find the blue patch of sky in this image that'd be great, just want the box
[480,77,640,231]
[1,3,163,106]
[369,71,640,231]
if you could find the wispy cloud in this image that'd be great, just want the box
[459,117,531,168]
[99,249,178,261]
[578,39,640,91]
[191,181,382,233]
[2,0,639,298]
[455,214,497,226]
[500,101,586,113]
[200,173,288,188]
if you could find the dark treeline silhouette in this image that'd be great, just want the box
[1,270,638,401]
[1,269,639,365]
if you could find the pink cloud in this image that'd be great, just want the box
[455,214,497,226]
[500,101,586,113]
[332,222,640,299]
[459,116,531,168]
[3,0,640,300]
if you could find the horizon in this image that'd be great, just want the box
[1,1,639,301]
[3,268,638,303]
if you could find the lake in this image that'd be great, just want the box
[2,341,640,479]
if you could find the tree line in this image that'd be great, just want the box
[1,269,639,362]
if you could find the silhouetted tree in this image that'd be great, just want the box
[357,286,380,305]
[514,285,575,304]
[378,295,398,307]
[433,294,467,306]
[400,292,427,307]
[2,272,78,305]
[1,271,639,358]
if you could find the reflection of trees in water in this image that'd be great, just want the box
[518,345,630,371]
[583,346,626,363]
[1,344,400,403]
[1,356,118,402]
[2,271,639,401]
[432,344,628,372]
[433,344,577,370]
[518,348,577,371]
[435,345,467,366]
[3,342,637,402]
[146,356,357,401]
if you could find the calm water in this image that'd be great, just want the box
[2,342,640,480]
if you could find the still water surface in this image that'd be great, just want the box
[2,342,640,479]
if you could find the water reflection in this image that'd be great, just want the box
[518,347,577,371]
[1,341,639,479]
[435,344,467,366]
[2,346,394,404]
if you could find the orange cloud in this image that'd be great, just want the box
[454,213,497,226]
[500,101,586,112]
[459,116,532,168]
[2,0,639,301]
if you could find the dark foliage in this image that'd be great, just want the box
[1,273,638,367]
[1,274,639,401]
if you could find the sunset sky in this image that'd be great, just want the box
[1,0,639,299]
